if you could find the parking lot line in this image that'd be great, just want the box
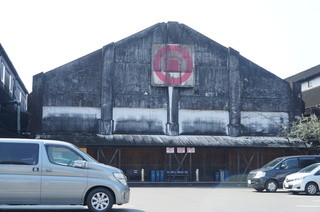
[296,205,320,208]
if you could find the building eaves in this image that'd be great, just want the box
[302,86,320,108]
[93,134,307,149]
[286,64,320,84]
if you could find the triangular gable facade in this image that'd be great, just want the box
[31,22,302,139]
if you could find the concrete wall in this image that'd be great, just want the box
[113,107,167,134]
[179,110,229,135]
[241,111,288,135]
[42,106,101,132]
[43,50,102,107]
[31,22,302,139]
[32,50,102,134]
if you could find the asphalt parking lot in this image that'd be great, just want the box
[1,187,320,212]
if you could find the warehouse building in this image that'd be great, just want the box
[30,22,306,181]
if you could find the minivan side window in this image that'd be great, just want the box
[300,158,318,168]
[282,158,298,169]
[46,145,84,167]
[0,143,39,165]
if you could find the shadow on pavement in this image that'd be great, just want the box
[0,208,145,212]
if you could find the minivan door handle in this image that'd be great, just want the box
[46,168,52,172]
[32,167,40,172]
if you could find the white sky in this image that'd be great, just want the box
[1,0,320,92]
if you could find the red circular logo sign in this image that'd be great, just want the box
[152,45,193,85]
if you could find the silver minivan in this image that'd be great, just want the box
[0,138,130,212]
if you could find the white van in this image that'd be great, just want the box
[0,138,130,212]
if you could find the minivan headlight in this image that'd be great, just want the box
[254,171,266,178]
[114,173,128,186]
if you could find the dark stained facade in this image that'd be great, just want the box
[0,44,29,137]
[31,22,306,181]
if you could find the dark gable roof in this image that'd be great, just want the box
[286,64,320,84]
[285,64,320,109]
[0,43,29,93]
[115,22,227,51]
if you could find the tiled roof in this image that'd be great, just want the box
[89,134,308,148]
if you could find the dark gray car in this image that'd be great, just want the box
[247,155,320,192]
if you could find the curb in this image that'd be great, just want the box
[128,181,247,187]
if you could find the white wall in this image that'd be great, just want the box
[179,109,229,135]
[241,111,288,134]
[113,107,167,133]
[43,106,101,118]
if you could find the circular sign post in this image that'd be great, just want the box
[152,44,194,87]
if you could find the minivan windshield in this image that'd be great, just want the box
[299,163,320,173]
[73,144,98,163]
[262,158,284,169]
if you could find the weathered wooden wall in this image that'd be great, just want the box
[87,146,307,181]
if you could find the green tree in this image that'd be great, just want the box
[283,114,320,154]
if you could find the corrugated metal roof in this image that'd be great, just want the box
[95,134,308,148]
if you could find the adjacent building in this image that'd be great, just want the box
[0,44,29,137]
[30,22,306,181]
[286,64,320,116]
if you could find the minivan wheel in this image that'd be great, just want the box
[305,182,318,195]
[87,188,114,212]
[265,180,277,192]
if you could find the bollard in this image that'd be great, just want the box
[195,169,199,182]
[141,169,145,182]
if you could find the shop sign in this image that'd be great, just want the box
[177,147,186,153]
[152,44,194,87]
[166,147,175,154]
[187,147,195,153]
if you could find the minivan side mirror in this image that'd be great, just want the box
[315,171,320,176]
[73,160,87,168]
[280,164,286,169]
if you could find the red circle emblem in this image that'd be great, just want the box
[153,45,193,85]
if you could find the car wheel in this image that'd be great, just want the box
[255,188,264,192]
[86,188,114,212]
[305,182,318,195]
[265,180,277,192]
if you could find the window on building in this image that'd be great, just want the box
[25,94,28,111]
[19,91,22,102]
[301,82,308,91]
[301,76,320,91]
[9,75,13,93]
[1,62,5,83]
